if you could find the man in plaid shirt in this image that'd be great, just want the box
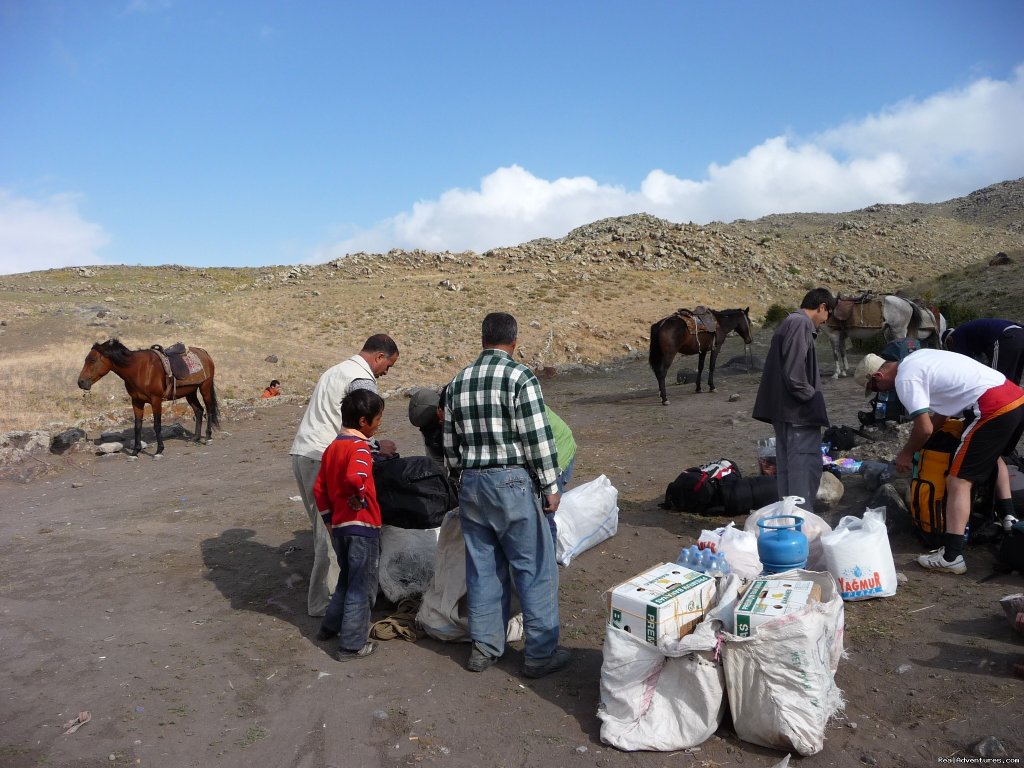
[443,312,572,678]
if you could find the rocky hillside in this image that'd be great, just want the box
[0,178,1022,436]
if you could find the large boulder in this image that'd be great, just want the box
[816,471,845,509]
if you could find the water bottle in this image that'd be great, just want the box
[717,553,732,576]
[689,545,703,569]
[675,547,691,568]
[700,548,715,573]
[874,392,889,421]
[708,552,730,577]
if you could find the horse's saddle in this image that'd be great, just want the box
[151,343,207,386]
[674,306,718,335]
[832,293,883,327]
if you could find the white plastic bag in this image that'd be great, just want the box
[820,507,897,600]
[554,474,619,566]
[717,522,762,579]
[722,569,845,756]
[378,525,440,603]
[415,510,523,643]
[745,496,833,571]
[598,576,740,751]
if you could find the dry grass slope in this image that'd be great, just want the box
[1,178,1022,434]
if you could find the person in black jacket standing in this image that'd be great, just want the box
[752,288,835,512]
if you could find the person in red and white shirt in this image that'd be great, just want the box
[313,389,386,661]
[864,349,1024,574]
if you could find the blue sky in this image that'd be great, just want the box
[2,1,1023,275]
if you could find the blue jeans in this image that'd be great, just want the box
[321,532,380,652]
[459,467,560,661]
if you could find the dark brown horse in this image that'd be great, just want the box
[649,307,754,404]
[77,339,219,455]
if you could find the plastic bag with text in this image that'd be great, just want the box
[820,507,897,600]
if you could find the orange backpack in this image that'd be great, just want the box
[907,418,965,545]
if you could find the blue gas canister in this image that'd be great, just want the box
[756,515,809,574]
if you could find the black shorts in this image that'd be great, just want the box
[950,383,1024,483]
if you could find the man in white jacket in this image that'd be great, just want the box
[290,334,399,616]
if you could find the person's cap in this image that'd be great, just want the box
[408,387,440,429]
[855,353,887,396]
[940,328,954,347]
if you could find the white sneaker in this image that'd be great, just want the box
[917,547,966,574]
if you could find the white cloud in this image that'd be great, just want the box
[324,64,1024,259]
[0,190,110,275]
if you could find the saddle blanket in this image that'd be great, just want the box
[171,349,205,380]
[154,345,208,386]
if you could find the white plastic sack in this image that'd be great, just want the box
[718,522,762,579]
[722,569,846,756]
[554,474,619,566]
[820,507,897,600]
[745,496,833,571]
[598,576,741,751]
[378,525,440,603]
[415,510,523,643]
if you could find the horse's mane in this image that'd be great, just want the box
[94,338,134,366]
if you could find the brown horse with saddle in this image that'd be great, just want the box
[77,339,219,455]
[649,306,754,404]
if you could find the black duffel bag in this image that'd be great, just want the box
[373,456,458,529]
[662,458,779,517]
[718,475,780,517]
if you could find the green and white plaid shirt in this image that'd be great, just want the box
[443,348,560,495]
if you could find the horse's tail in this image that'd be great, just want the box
[208,378,221,429]
[649,319,666,371]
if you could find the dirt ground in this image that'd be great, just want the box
[1,331,1022,768]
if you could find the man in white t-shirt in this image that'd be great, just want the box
[290,334,399,616]
[863,349,1024,574]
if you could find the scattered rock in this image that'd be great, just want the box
[989,251,1011,266]
[728,393,741,402]
[264,355,279,363]
[50,428,86,455]
[97,442,124,454]
[971,736,1008,758]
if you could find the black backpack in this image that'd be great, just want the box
[373,456,458,529]
[659,460,765,520]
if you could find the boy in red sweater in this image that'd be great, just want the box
[313,389,385,661]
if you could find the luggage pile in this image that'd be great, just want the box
[599,496,904,756]
[598,566,845,756]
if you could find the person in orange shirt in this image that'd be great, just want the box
[261,379,281,398]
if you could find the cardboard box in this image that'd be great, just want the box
[608,562,715,646]
[734,578,821,637]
